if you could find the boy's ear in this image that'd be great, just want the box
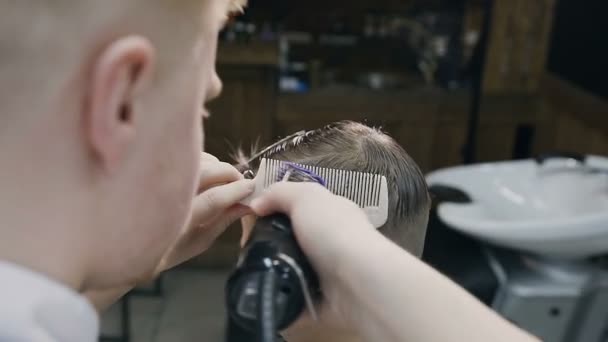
[85,35,155,173]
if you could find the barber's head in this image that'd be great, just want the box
[0,0,245,289]
[237,121,431,340]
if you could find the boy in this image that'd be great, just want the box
[237,120,432,341]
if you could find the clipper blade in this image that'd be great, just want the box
[241,158,389,228]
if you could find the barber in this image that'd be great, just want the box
[0,1,537,341]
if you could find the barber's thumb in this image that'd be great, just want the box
[192,179,254,218]
[250,181,327,216]
[218,205,253,231]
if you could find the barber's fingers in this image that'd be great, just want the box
[201,152,219,162]
[239,214,257,247]
[249,181,332,217]
[192,179,254,221]
[200,205,252,247]
[249,181,373,278]
[250,181,372,239]
[165,204,251,270]
[198,160,243,193]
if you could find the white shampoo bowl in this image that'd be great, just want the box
[427,155,608,259]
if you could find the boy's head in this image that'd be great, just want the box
[238,121,431,257]
[237,121,431,341]
[0,0,245,289]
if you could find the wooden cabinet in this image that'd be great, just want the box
[205,66,276,163]
[536,74,608,155]
[483,0,557,94]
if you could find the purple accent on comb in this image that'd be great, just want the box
[277,162,327,187]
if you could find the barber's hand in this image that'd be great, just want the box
[249,181,376,333]
[250,181,373,274]
[157,152,254,272]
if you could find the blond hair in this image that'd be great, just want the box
[0,0,243,123]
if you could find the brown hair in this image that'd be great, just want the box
[237,121,431,257]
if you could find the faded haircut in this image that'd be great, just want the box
[236,121,431,257]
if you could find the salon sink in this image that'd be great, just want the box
[426,154,608,259]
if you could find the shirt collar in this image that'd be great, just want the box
[0,261,99,341]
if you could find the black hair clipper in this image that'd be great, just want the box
[225,214,319,342]
[226,158,388,341]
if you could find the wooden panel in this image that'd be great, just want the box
[431,123,467,169]
[589,131,608,155]
[556,114,594,153]
[435,90,470,124]
[553,113,608,155]
[277,87,441,123]
[480,95,542,125]
[205,66,276,162]
[431,90,469,169]
[395,122,436,172]
[540,74,608,134]
[531,101,558,155]
[483,0,556,94]
[435,91,545,166]
[217,42,279,67]
[534,74,608,156]
[476,123,518,162]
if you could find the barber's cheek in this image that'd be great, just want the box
[206,72,223,102]
[200,127,205,152]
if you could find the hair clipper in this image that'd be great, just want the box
[225,214,319,342]
[226,158,389,341]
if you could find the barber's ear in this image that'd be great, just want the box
[86,35,155,172]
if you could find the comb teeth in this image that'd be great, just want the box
[262,158,385,208]
[241,158,389,228]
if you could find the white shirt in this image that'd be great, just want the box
[0,261,99,341]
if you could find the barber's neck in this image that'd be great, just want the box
[0,229,87,291]
[0,156,90,292]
